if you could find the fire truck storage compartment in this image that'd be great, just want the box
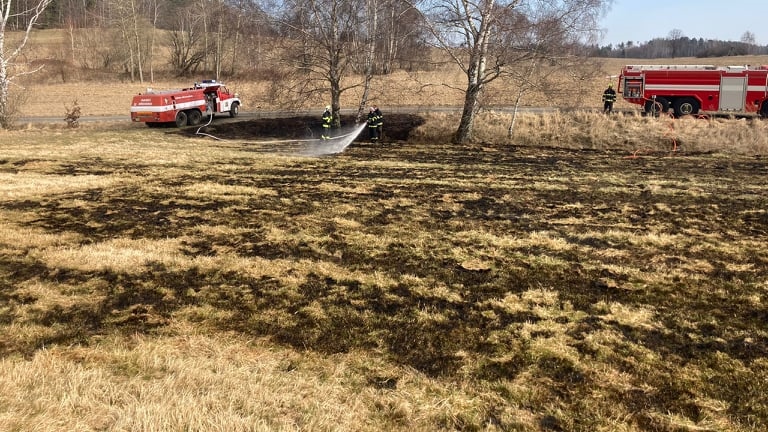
[622,78,643,98]
[719,77,747,111]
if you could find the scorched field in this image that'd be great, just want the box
[0,116,767,431]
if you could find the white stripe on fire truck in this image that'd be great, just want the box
[644,84,720,92]
[130,99,206,113]
[645,84,768,93]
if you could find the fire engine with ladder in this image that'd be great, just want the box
[130,79,241,127]
[618,64,768,117]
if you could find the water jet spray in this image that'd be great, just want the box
[301,123,367,156]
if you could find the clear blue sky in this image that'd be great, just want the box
[600,0,768,47]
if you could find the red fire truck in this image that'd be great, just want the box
[618,64,768,117]
[130,79,241,127]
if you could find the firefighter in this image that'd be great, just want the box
[321,105,332,140]
[602,84,617,114]
[373,105,383,141]
[367,107,379,142]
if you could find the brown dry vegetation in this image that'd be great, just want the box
[1,29,768,432]
[2,114,768,431]
[14,29,768,117]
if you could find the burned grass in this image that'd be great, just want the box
[1,119,767,431]
[181,113,427,143]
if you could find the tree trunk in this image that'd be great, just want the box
[357,0,378,123]
[454,83,480,144]
[0,0,54,128]
[508,89,524,140]
[130,0,143,83]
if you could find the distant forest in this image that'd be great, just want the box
[593,31,768,59]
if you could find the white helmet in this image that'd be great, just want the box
[325,105,331,110]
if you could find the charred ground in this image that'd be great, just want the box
[181,113,426,142]
[2,121,768,430]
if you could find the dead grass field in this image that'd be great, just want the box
[1,29,768,432]
[1,114,767,431]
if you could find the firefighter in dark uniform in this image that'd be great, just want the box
[373,105,383,141]
[367,107,379,142]
[602,84,617,114]
[321,105,332,140]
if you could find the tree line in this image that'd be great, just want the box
[4,0,429,81]
[592,30,768,59]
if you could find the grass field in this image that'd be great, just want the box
[1,115,767,430]
[2,29,768,431]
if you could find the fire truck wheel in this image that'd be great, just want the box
[673,98,700,117]
[187,110,202,126]
[644,98,669,117]
[229,102,240,118]
[175,111,188,127]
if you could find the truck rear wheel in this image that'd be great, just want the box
[175,111,188,127]
[229,102,240,118]
[644,97,669,117]
[673,98,700,117]
[187,109,202,126]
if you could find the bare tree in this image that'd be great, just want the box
[356,0,379,122]
[272,0,368,126]
[0,0,54,129]
[410,0,609,144]
[741,31,756,45]
[146,0,160,82]
[668,28,684,58]
[378,0,420,74]
[110,0,146,82]
[230,0,275,75]
[168,6,206,76]
[741,31,756,55]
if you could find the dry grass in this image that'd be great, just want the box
[409,110,768,155]
[2,28,768,432]
[2,119,767,431]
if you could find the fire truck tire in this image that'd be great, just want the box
[187,109,202,126]
[644,98,669,117]
[175,111,188,127]
[760,102,768,118]
[229,102,240,118]
[673,98,700,117]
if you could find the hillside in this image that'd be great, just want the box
[8,29,761,118]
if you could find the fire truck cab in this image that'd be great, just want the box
[618,64,768,117]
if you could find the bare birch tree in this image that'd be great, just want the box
[379,0,420,74]
[146,0,160,82]
[0,0,54,129]
[356,0,378,122]
[411,0,610,144]
[110,0,145,82]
